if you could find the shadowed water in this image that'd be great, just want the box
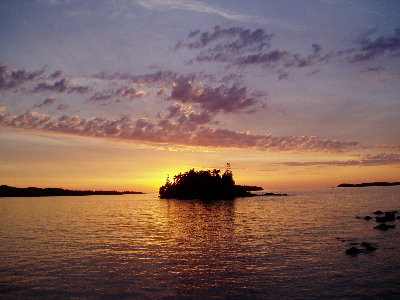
[0,187,399,299]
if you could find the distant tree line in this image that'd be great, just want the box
[338,182,400,187]
[0,185,143,197]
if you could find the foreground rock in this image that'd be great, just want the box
[345,242,378,255]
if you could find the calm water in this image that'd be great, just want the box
[0,187,399,299]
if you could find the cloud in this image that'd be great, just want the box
[133,0,294,27]
[89,85,147,102]
[93,70,180,84]
[0,111,358,153]
[163,103,211,131]
[48,70,63,79]
[278,72,289,80]
[177,26,273,52]
[33,97,56,108]
[57,104,68,110]
[275,153,400,167]
[376,144,400,151]
[0,63,44,91]
[157,87,168,96]
[350,28,400,62]
[32,78,90,94]
[177,27,326,74]
[191,128,358,152]
[92,69,264,114]
[169,77,264,113]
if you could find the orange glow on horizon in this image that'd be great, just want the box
[1,129,399,194]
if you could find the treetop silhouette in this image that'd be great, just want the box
[159,165,262,200]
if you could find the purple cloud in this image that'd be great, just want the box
[177,26,327,74]
[33,97,56,108]
[177,26,272,52]
[350,28,400,62]
[57,104,68,110]
[0,63,44,91]
[93,70,180,84]
[89,85,147,102]
[169,77,264,114]
[33,78,90,94]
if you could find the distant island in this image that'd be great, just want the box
[0,185,143,197]
[337,182,400,188]
[159,165,263,200]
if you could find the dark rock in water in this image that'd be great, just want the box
[384,213,396,221]
[363,216,372,220]
[374,223,396,231]
[385,210,398,214]
[262,192,288,196]
[376,213,396,223]
[346,247,361,255]
[373,210,384,215]
[375,216,388,223]
[361,242,377,251]
[396,216,400,220]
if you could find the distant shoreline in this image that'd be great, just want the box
[337,182,400,188]
[0,185,143,197]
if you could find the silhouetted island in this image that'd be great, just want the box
[159,166,263,200]
[337,182,400,188]
[0,185,143,197]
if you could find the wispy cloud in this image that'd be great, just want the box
[134,0,297,28]
[274,153,400,167]
[33,78,90,94]
[350,28,400,62]
[176,27,326,77]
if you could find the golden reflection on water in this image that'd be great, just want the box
[0,188,400,299]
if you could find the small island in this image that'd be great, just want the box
[337,182,400,188]
[0,185,143,197]
[159,165,263,200]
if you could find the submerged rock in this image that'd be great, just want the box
[373,210,384,215]
[384,213,396,221]
[361,242,377,252]
[346,247,361,255]
[363,216,372,220]
[262,192,288,196]
[375,216,388,223]
[374,223,396,231]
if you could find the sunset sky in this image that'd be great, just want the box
[1,0,399,192]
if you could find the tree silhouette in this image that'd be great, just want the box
[159,165,258,200]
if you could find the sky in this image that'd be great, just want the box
[0,0,399,192]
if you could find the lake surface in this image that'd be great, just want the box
[1,187,399,299]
